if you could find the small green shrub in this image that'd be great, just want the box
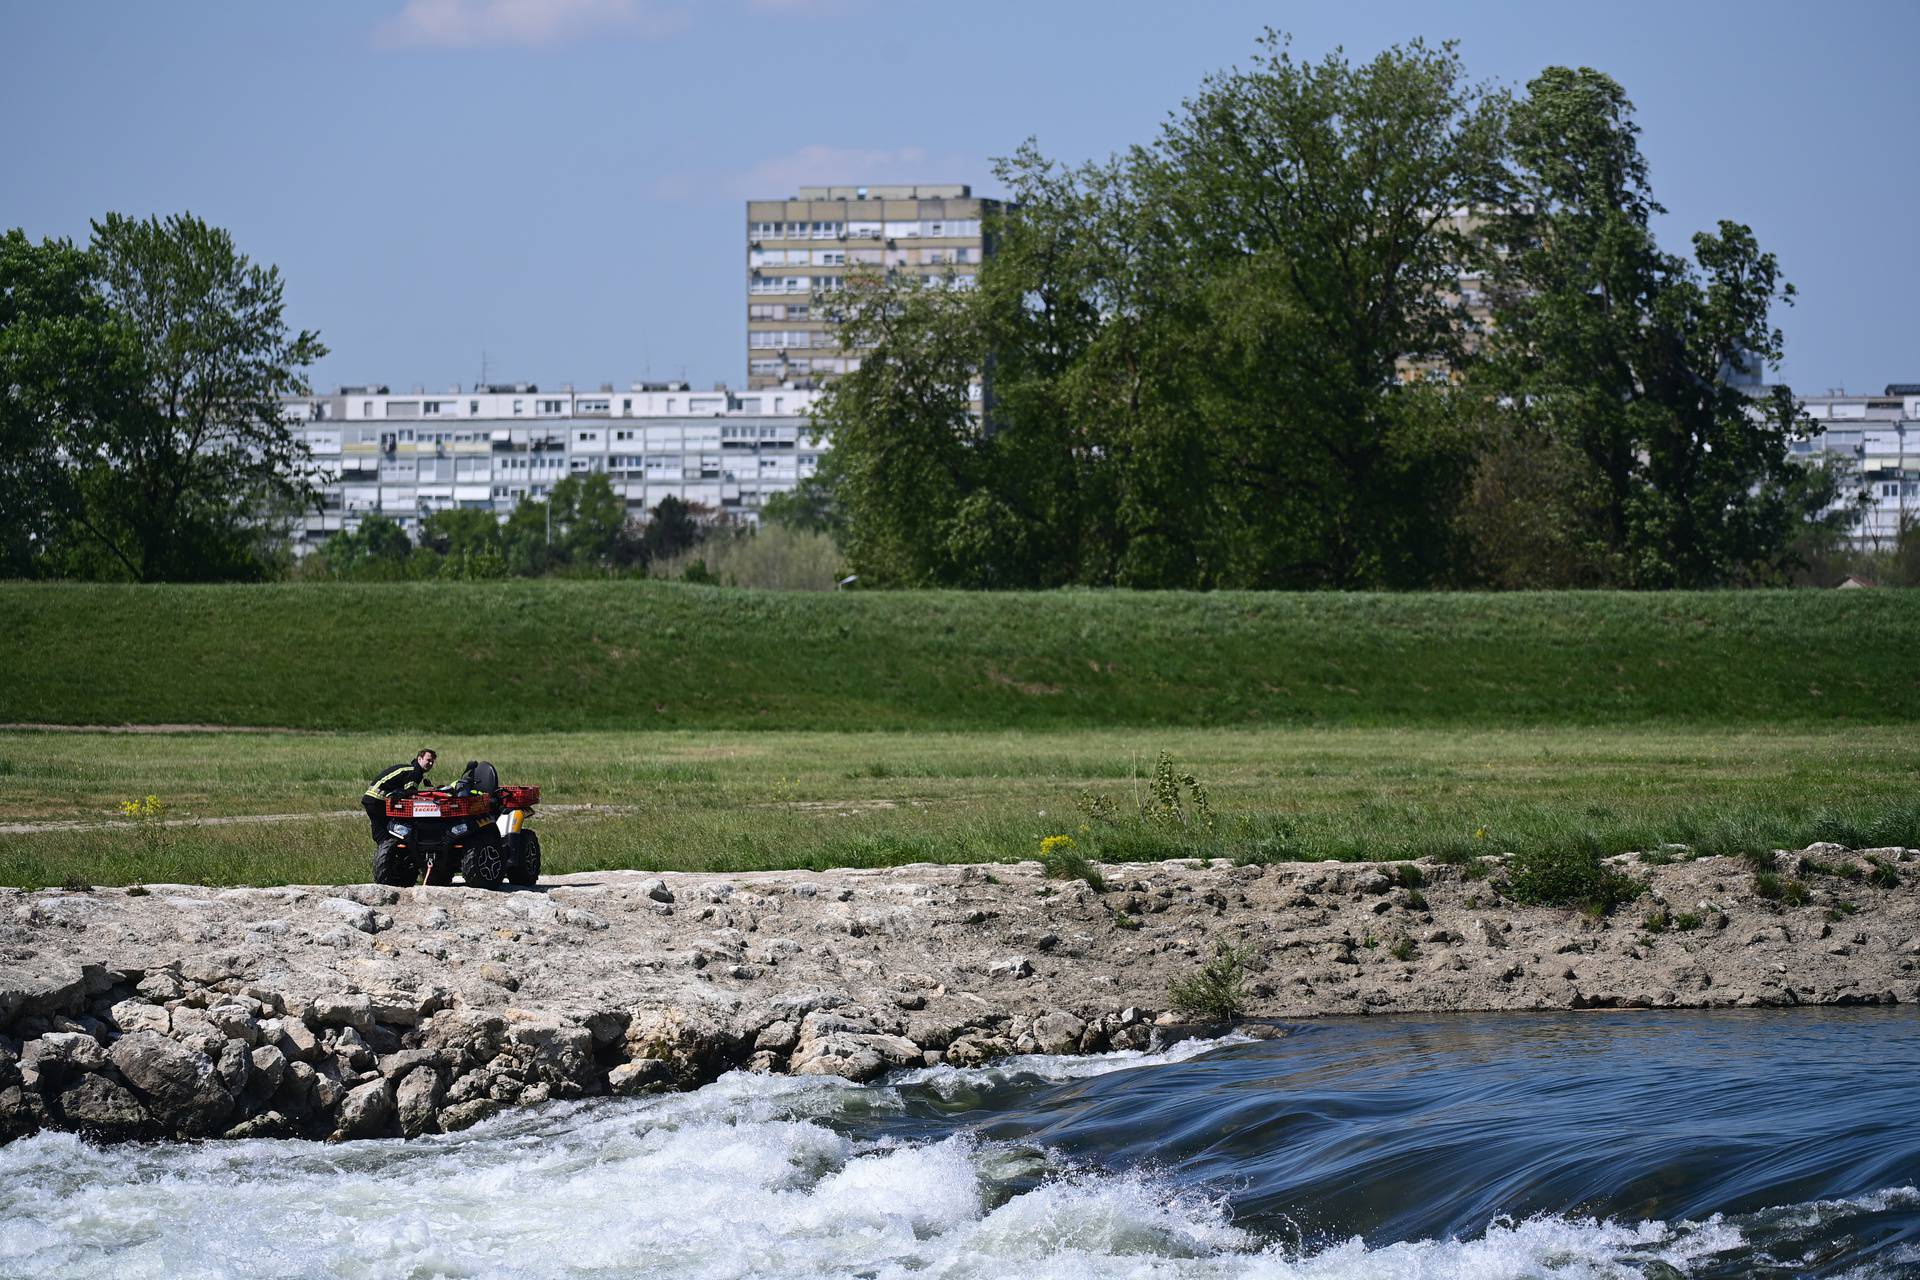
[1404,888,1428,912]
[1673,911,1703,932]
[1142,751,1216,834]
[1040,835,1106,891]
[1389,937,1416,962]
[1753,873,1810,906]
[1168,938,1251,1022]
[1867,856,1901,890]
[1506,839,1643,915]
[1113,912,1141,931]
[1644,908,1672,933]
[1392,863,1426,890]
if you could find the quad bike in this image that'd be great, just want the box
[373,761,542,889]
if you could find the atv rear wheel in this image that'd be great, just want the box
[372,840,417,887]
[506,830,542,886]
[461,841,506,889]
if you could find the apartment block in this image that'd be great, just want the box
[1793,384,1920,545]
[280,382,824,554]
[745,183,999,389]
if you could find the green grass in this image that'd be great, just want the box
[4,725,1918,888]
[7,583,1920,731]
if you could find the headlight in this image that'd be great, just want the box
[388,822,412,839]
[450,822,470,836]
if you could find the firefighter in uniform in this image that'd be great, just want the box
[363,749,436,845]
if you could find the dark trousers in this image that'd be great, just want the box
[363,797,389,845]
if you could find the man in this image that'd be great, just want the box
[363,749,436,845]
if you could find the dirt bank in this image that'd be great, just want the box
[3,847,1914,1144]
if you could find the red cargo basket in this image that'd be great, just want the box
[386,785,540,819]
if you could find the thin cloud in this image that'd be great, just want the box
[658,144,986,202]
[375,0,688,50]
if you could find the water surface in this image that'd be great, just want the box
[4,1009,1916,1278]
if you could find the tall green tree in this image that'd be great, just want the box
[1482,67,1817,586]
[82,214,325,579]
[0,231,136,576]
[816,33,1507,589]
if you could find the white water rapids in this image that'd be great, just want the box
[1,1034,1911,1279]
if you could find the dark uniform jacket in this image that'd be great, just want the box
[364,763,431,802]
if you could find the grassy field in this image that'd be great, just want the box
[8,583,1920,731]
[5,726,1917,889]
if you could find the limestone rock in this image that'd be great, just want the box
[1031,1011,1086,1055]
[607,1058,672,1096]
[334,1078,396,1140]
[108,999,171,1036]
[108,1032,235,1137]
[395,1066,443,1137]
[55,1073,148,1139]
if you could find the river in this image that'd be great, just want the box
[4,1009,1916,1278]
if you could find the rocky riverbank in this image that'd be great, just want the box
[3,847,1915,1144]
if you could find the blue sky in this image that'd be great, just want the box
[4,1,1915,395]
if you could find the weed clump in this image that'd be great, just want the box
[1643,908,1672,933]
[1391,863,1426,890]
[1142,751,1215,834]
[1039,835,1105,891]
[1112,912,1141,931]
[1506,839,1642,915]
[1388,936,1416,962]
[1169,938,1252,1022]
[1753,872,1810,907]
[1867,856,1901,890]
[1672,911,1703,932]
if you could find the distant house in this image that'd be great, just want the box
[1837,575,1878,589]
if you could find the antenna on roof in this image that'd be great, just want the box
[478,350,490,388]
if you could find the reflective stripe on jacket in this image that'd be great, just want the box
[364,763,427,801]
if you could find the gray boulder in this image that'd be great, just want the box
[56,1073,149,1139]
[334,1078,396,1140]
[1032,1011,1087,1055]
[22,1031,108,1079]
[108,1032,235,1137]
[394,1067,443,1137]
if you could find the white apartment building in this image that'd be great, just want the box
[1793,384,1920,545]
[280,381,825,554]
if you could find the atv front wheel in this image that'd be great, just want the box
[506,830,542,886]
[372,840,417,887]
[461,842,506,889]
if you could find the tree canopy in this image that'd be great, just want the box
[810,35,1833,590]
[0,214,325,580]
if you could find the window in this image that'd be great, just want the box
[622,398,632,412]
[423,401,444,415]
[363,400,376,417]
[537,399,564,414]
[513,400,524,415]
[470,400,479,414]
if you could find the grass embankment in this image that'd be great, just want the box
[5,727,1918,889]
[8,583,1920,731]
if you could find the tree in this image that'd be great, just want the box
[1484,68,1819,586]
[310,514,415,579]
[0,231,136,576]
[760,449,847,540]
[814,33,1507,589]
[641,495,704,562]
[80,214,325,579]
